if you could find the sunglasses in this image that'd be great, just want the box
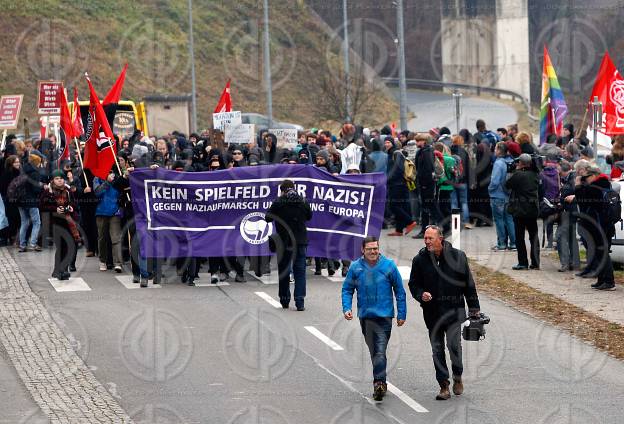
[232,151,243,155]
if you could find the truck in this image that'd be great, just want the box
[69,100,149,139]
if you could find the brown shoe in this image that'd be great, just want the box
[85,251,95,257]
[452,376,463,395]
[436,380,451,400]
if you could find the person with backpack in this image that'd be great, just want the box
[17,153,45,252]
[450,135,471,229]
[433,142,455,235]
[385,138,417,236]
[539,160,561,249]
[557,160,580,272]
[572,163,616,290]
[474,119,500,153]
[413,133,438,238]
[488,142,516,251]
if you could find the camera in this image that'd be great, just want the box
[462,312,490,341]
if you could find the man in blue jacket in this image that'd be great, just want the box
[488,142,516,250]
[342,236,406,401]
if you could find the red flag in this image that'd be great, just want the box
[588,52,624,135]
[84,74,117,179]
[72,87,84,137]
[390,122,397,138]
[214,80,232,113]
[102,64,128,129]
[58,88,74,164]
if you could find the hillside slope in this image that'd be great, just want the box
[0,0,397,133]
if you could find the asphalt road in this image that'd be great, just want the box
[390,89,519,133]
[9,236,624,424]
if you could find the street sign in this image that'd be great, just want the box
[0,95,23,129]
[37,80,63,115]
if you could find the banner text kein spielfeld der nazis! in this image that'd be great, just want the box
[130,165,387,259]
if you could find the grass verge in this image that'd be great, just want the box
[472,262,624,361]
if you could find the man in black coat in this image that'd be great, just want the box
[573,163,615,290]
[413,133,436,238]
[265,179,312,310]
[505,154,540,270]
[408,225,481,400]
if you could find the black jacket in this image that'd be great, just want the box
[265,191,312,247]
[408,241,480,329]
[415,145,434,188]
[506,168,539,219]
[575,174,614,238]
[19,162,43,208]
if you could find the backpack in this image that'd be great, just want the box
[601,186,622,226]
[540,164,560,202]
[6,175,28,204]
[433,155,445,182]
[403,156,416,191]
[451,154,464,184]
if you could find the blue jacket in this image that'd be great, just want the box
[342,255,407,320]
[488,156,513,200]
[369,151,388,174]
[93,177,120,217]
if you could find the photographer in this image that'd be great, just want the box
[506,154,540,270]
[39,170,79,280]
[408,225,480,400]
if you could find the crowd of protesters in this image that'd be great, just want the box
[0,118,620,291]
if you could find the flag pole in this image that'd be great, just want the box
[73,138,89,188]
[576,106,588,139]
[1,129,7,152]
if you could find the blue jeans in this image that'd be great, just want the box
[450,183,470,223]
[490,198,515,248]
[278,243,307,306]
[360,317,393,382]
[18,207,41,248]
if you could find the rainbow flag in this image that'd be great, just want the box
[540,46,568,145]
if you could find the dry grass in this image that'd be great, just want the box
[472,262,624,361]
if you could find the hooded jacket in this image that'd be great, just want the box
[341,254,407,320]
[265,189,312,247]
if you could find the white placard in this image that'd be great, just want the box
[225,123,255,146]
[269,128,298,149]
[213,111,241,131]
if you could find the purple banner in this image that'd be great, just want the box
[129,165,387,259]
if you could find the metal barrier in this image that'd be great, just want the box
[382,77,538,122]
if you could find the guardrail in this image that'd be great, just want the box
[382,77,538,122]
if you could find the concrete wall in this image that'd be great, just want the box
[441,0,530,102]
[146,101,190,137]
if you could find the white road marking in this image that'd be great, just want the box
[254,291,282,308]
[48,277,91,292]
[248,271,293,285]
[397,266,411,281]
[386,382,429,413]
[304,326,344,350]
[115,275,161,289]
[303,325,428,414]
[194,281,230,287]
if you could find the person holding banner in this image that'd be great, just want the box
[265,180,312,311]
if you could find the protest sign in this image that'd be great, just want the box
[270,128,298,149]
[0,95,23,129]
[37,81,63,115]
[213,110,241,130]
[130,165,386,259]
[225,123,255,145]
